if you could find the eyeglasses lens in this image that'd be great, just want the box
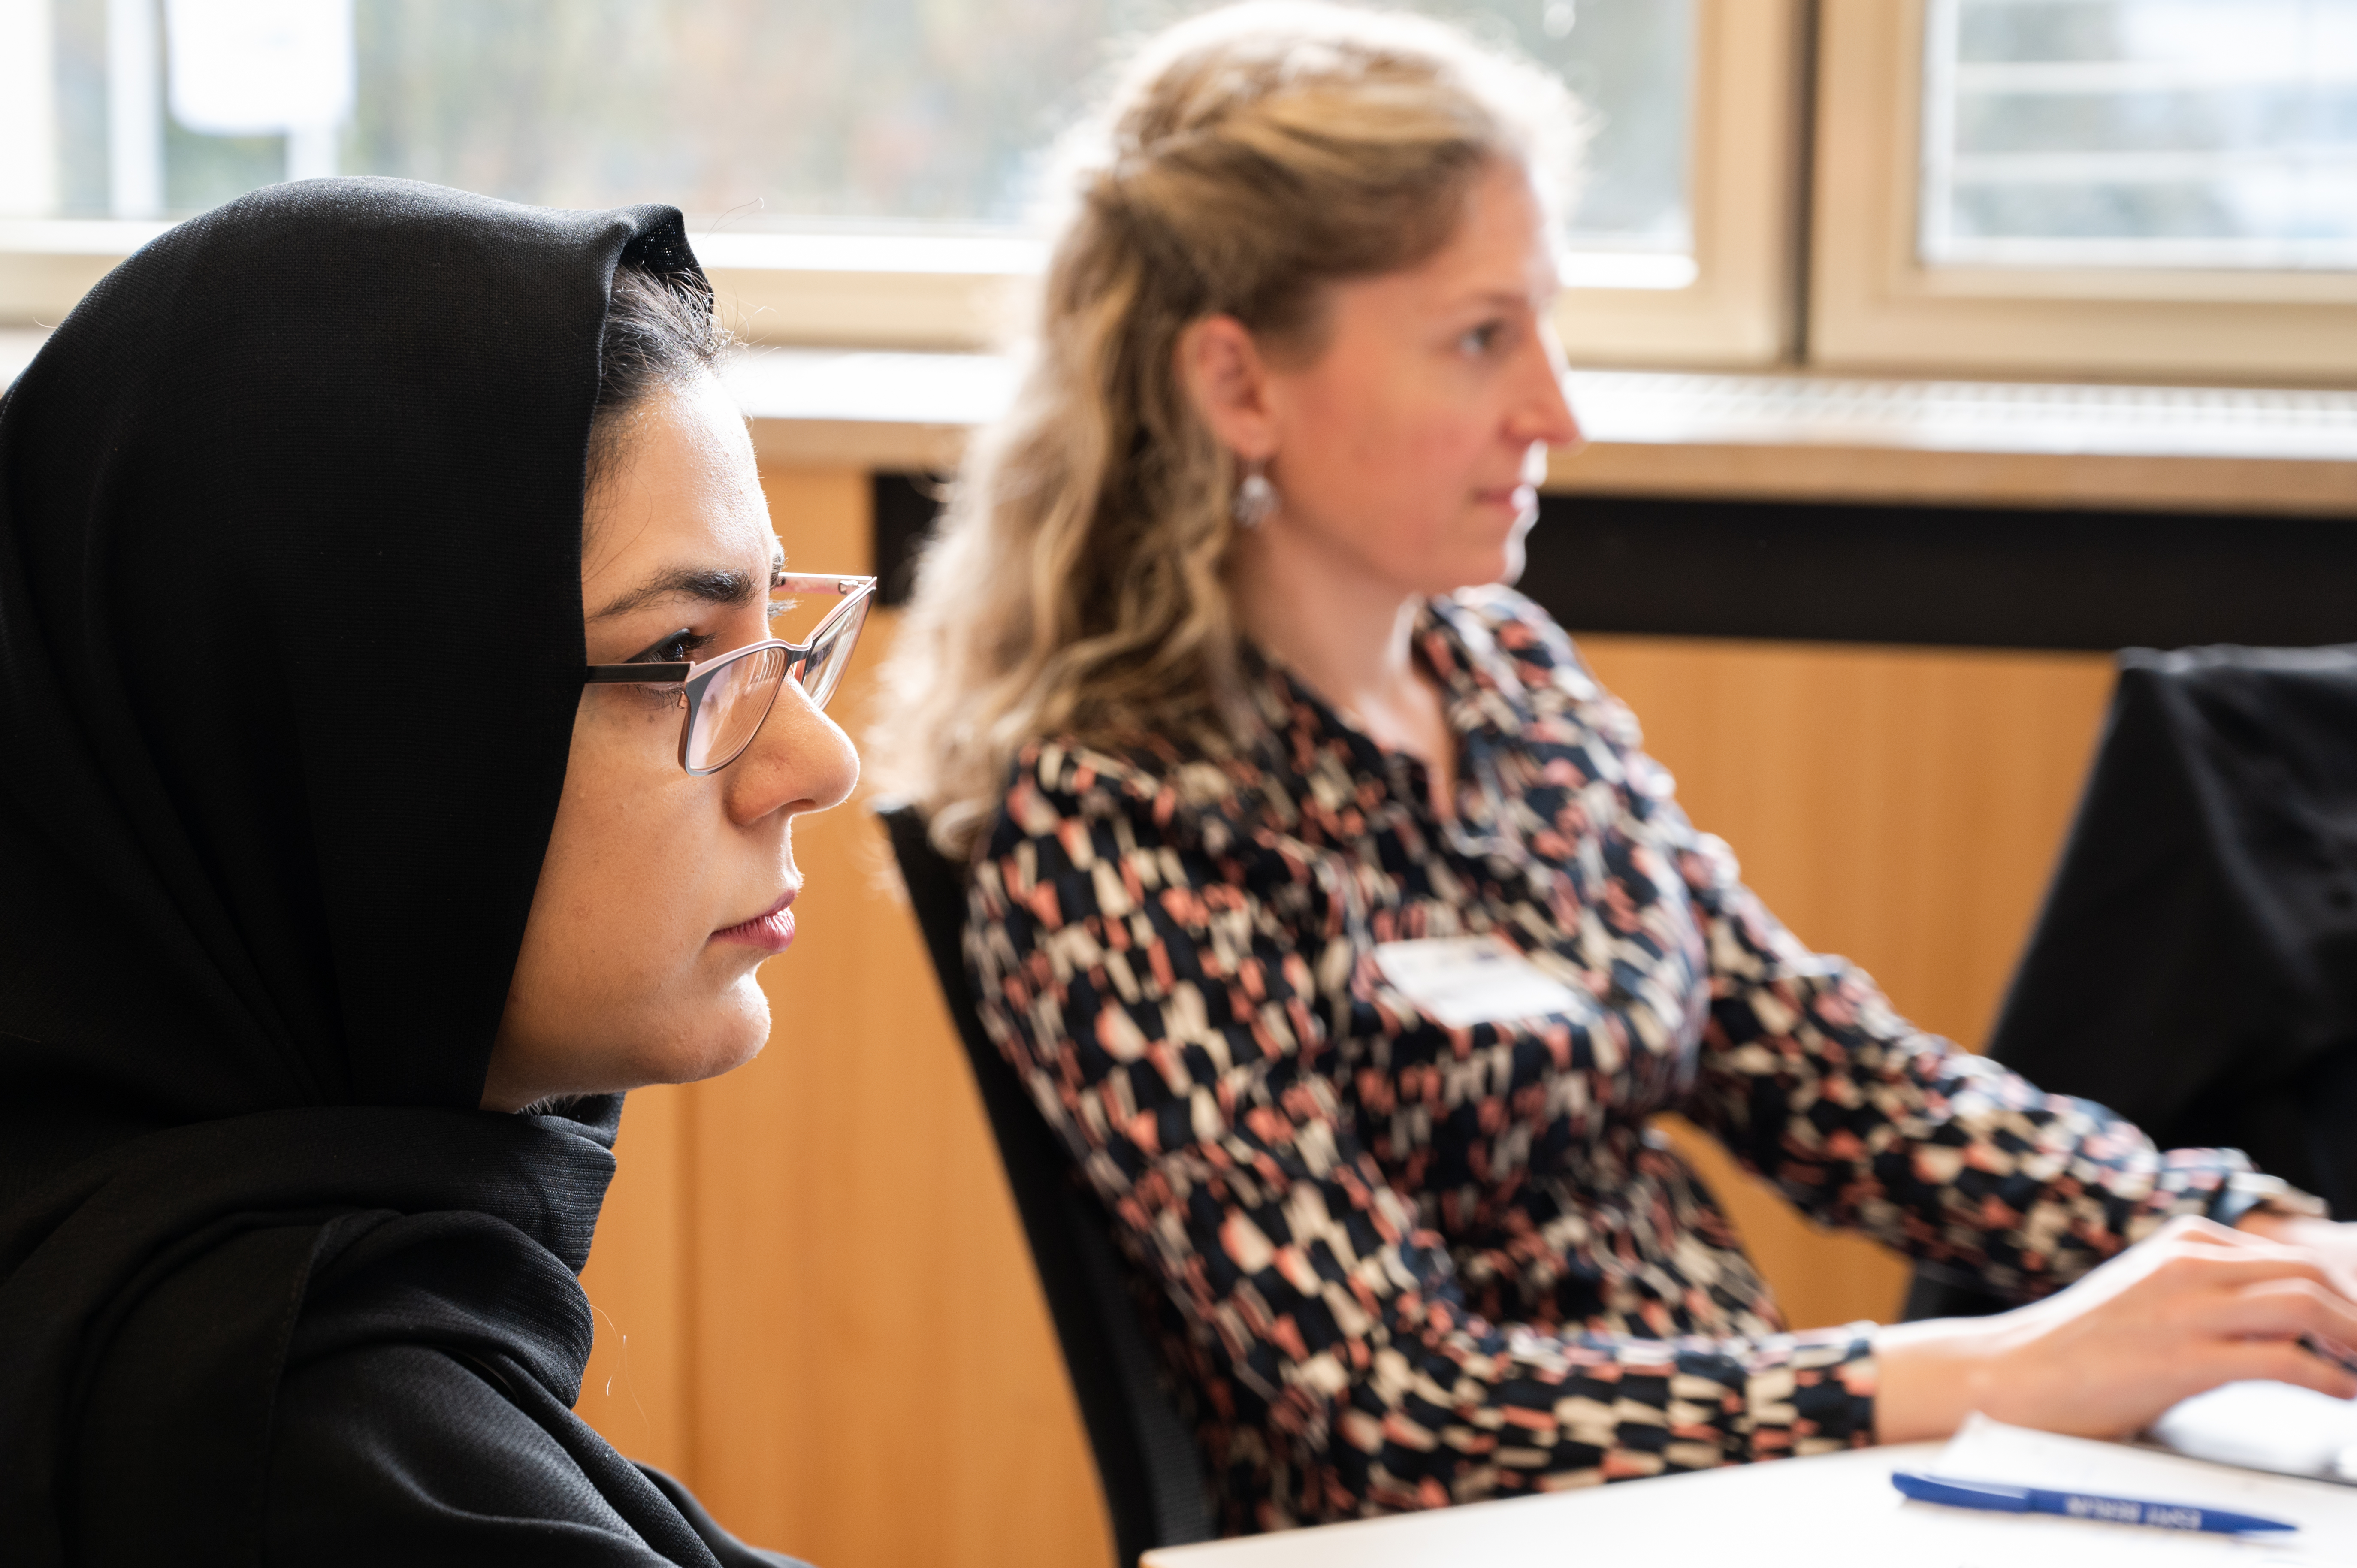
[686,644,789,772]
[794,594,872,712]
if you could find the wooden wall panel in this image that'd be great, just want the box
[576,1081,694,1474]
[575,467,2122,1564]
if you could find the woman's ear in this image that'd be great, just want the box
[1176,314,1278,462]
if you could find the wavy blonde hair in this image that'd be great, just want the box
[871,1,1583,855]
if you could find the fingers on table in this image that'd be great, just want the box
[2207,1275,2357,1339]
[2202,1337,2357,1399]
[2155,1253,2357,1398]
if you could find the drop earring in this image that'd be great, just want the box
[1233,459,1277,531]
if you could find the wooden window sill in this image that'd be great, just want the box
[728,349,2357,517]
[9,329,2350,517]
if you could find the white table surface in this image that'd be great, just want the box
[1141,1441,2351,1568]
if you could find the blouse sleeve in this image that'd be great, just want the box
[967,744,1875,1526]
[1484,596,2311,1301]
[1668,824,2300,1298]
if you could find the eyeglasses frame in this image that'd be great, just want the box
[582,570,878,776]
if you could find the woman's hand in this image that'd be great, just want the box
[2237,1207,2357,1300]
[1874,1215,2357,1444]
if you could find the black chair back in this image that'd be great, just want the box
[877,801,1216,1567]
[1907,645,2357,1319]
[1988,645,2357,1211]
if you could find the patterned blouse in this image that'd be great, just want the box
[963,587,2283,1533]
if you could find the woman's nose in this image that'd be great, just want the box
[727,680,860,825]
[1517,332,1583,451]
[1529,384,1583,451]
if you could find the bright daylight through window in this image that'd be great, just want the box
[0,0,1693,285]
[1920,0,2357,270]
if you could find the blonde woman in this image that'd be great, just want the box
[875,0,2357,1533]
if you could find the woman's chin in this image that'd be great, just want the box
[1429,550,1520,595]
[1491,539,1527,587]
[629,1029,767,1092]
[696,986,774,1079]
[617,982,772,1091]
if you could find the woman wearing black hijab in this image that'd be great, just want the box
[0,178,864,1565]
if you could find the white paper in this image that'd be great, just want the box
[1916,1414,2357,1564]
[2150,1381,2357,1486]
[1370,937,1582,1029]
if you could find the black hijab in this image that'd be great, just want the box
[0,179,791,1566]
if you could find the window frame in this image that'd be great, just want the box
[1548,0,1809,367]
[1808,0,2357,383]
[710,0,1810,363]
[0,220,168,327]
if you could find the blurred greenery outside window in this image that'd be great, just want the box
[12,1,2349,378]
[0,0,1693,279]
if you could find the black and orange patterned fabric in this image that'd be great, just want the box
[964,587,2283,1532]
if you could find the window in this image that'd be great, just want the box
[1812,0,2357,380]
[1,0,1808,363]
[9,0,1686,233]
[22,2,2334,381]
[1921,0,2357,272]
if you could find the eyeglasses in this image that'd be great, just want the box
[583,571,877,775]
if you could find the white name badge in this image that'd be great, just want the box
[1371,936,1583,1029]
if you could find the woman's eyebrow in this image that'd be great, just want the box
[1447,287,1537,314]
[587,567,760,622]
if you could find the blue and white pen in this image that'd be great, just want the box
[1891,1470,2296,1535]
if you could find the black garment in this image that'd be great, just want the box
[0,179,795,1566]
[1987,644,2357,1219]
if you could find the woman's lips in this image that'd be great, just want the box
[713,888,797,952]
[1475,483,1538,516]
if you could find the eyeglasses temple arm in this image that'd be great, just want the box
[584,662,694,684]
[772,572,879,596]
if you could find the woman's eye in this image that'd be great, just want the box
[1459,321,1507,356]
[628,628,713,665]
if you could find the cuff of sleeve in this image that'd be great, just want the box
[1777,1327,1880,1456]
[2208,1170,2331,1228]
